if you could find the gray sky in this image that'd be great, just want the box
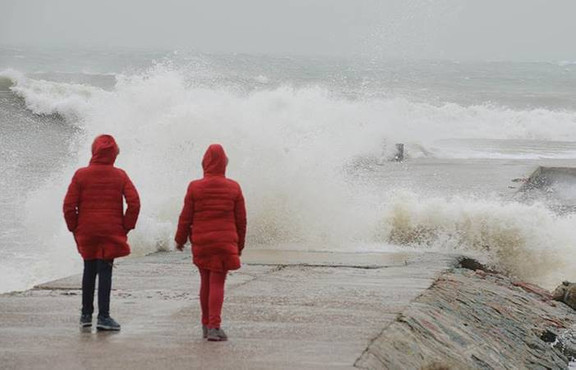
[1,0,575,60]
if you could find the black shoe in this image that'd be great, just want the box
[80,314,92,328]
[203,325,208,338]
[207,328,228,341]
[97,316,121,331]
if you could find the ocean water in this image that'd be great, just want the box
[1,46,576,293]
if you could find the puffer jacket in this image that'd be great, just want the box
[175,144,247,271]
[63,135,140,260]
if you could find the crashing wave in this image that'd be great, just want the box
[0,69,102,120]
[5,64,576,288]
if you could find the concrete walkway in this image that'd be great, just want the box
[0,250,457,370]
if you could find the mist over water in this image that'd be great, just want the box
[1,49,576,292]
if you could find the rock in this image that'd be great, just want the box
[553,281,576,310]
[555,329,576,361]
[540,329,558,343]
[459,258,487,272]
[552,281,570,300]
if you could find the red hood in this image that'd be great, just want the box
[202,144,227,176]
[90,135,119,165]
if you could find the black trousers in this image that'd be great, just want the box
[81,259,113,318]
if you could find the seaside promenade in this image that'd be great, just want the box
[0,250,456,369]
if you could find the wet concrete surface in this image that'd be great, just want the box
[0,250,457,370]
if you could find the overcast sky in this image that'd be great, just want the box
[1,0,575,61]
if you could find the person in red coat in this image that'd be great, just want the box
[63,134,140,331]
[175,144,247,341]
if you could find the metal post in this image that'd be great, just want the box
[393,143,404,162]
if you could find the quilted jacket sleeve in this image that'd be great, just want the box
[175,183,194,246]
[63,172,81,232]
[234,186,247,254]
[122,172,141,231]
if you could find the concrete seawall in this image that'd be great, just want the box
[1,250,574,369]
[357,267,576,369]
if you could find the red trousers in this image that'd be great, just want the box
[199,268,227,329]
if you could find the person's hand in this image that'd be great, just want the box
[176,244,185,252]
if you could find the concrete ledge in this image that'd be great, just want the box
[518,166,576,193]
[241,249,420,268]
[515,166,576,213]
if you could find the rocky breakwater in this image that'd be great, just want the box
[356,259,576,369]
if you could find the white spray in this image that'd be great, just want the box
[3,65,576,289]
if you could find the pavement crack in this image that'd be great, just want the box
[245,262,400,269]
[232,264,287,289]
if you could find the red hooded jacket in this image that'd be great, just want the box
[63,135,140,260]
[175,144,247,272]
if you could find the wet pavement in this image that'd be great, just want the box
[0,250,457,370]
